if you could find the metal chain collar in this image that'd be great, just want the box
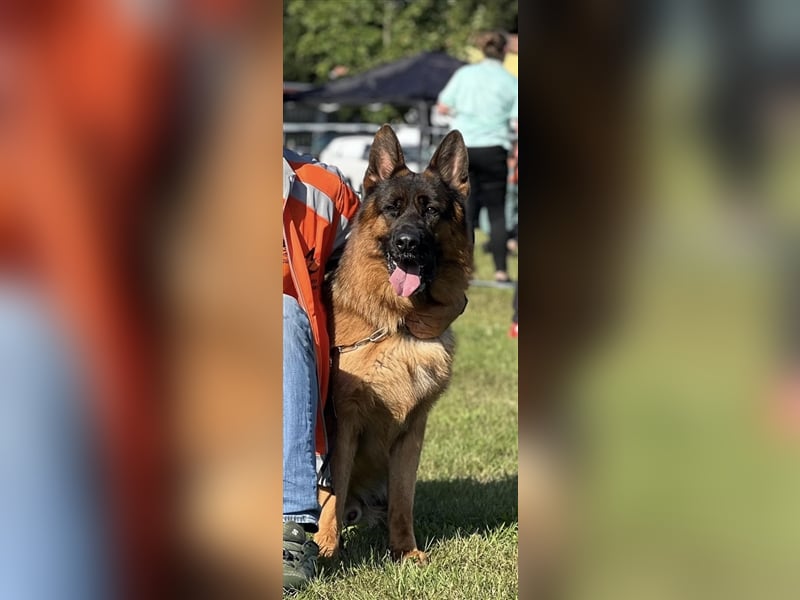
[333,327,391,354]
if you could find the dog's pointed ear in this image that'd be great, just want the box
[426,130,469,199]
[363,125,406,196]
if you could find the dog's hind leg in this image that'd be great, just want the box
[387,410,429,563]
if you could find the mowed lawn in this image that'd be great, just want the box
[292,235,519,599]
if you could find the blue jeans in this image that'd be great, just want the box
[283,294,321,530]
[0,283,113,599]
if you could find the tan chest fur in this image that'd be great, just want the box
[331,328,455,497]
[337,330,454,420]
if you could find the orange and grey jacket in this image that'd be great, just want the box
[282,148,361,456]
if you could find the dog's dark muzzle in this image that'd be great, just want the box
[389,225,433,264]
[385,224,435,298]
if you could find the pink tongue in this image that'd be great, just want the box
[389,265,421,297]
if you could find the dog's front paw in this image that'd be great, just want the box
[313,529,340,558]
[391,548,428,564]
[403,549,428,564]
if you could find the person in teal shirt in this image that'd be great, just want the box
[437,31,518,282]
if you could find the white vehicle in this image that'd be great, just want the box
[318,127,423,195]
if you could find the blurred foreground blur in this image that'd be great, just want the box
[521,2,800,599]
[0,1,283,598]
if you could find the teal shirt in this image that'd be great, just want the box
[437,58,518,149]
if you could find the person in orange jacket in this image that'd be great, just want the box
[281,146,466,590]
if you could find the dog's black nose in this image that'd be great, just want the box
[394,232,419,253]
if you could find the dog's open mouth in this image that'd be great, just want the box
[386,255,425,298]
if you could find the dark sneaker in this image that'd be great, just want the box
[283,521,319,591]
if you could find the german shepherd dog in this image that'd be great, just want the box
[313,125,472,563]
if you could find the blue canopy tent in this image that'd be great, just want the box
[291,51,466,157]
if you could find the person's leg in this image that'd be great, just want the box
[506,181,518,250]
[0,283,114,600]
[509,282,519,338]
[468,147,510,276]
[506,143,519,242]
[482,147,512,277]
[282,294,320,531]
[282,294,322,591]
[512,283,519,324]
[486,189,509,274]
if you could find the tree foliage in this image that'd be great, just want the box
[283,0,517,84]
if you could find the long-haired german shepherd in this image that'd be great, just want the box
[313,125,472,562]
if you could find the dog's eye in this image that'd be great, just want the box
[384,199,402,215]
[425,205,440,216]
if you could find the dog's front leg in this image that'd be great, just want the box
[387,410,429,563]
[314,422,358,558]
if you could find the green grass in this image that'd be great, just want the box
[291,234,518,598]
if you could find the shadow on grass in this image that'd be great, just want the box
[329,475,518,571]
[415,475,518,537]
